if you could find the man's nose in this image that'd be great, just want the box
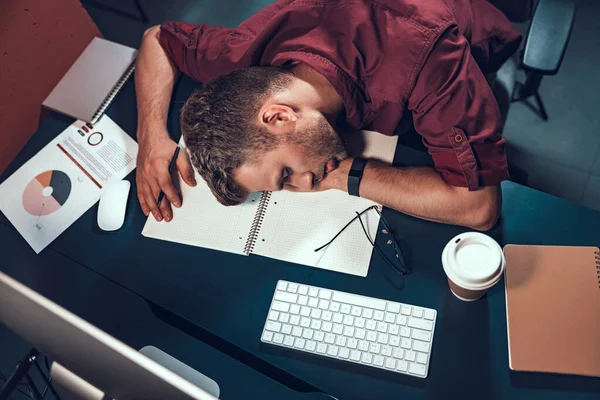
[287,172,314,191]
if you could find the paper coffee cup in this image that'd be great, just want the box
[441,232,505,301]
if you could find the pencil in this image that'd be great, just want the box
[156,146,181,208]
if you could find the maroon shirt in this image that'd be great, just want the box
[159,0,521,190]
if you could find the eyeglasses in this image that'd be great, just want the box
[314,205,410,277]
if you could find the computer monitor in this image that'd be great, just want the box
[0,271,219,400]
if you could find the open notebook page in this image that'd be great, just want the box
[251,190,380,277]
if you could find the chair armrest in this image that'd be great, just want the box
[522,0,576,75]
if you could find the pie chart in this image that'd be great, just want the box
[22,170,71,216]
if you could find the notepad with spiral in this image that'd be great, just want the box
[43,38,137,123]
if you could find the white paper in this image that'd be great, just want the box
[0,116,138,253]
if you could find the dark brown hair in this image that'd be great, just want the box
[181,67,293,205]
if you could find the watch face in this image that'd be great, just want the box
[349,169,362,178]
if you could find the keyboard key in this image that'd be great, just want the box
[329,302,340,312]
[262,331,273,342]
[424,309,435,320]
[303,329,314,339]
[288,283,298,293]
[400,327,411,337]
[413,340,430,353]
[310,319,322,330]
[298,285,309,295]
[314,331,324,342]
[373,355,385,367]
[294,338,306,349]
[278,313,290,324]
[384,312,396,323]
[269,311,279,321]
[318,299,330,310]
[389,336,400,347]
[366,320,377,330]
[309,287,319,297]
[290,304,300,315]
[387,302,401,313]
[272,301,290,313]
[310,309,322,319]
[333,313,343,324]
[301,307,311,317]
[305,340,316,351]
[401,305,412,315]
[333,292,386,310]
[325,333,335,344]
[393,348,404,359]
[361,353,373,364]
[351,306,362,316]
[396,360,408,372]
[405,350,416,362]
[377,333,389,344]
[343,315,354,325]
[381,345,392,356]
[275,291,297,303]
[265,321,281,332]
[363,308,374,319]
[347,338,358,349]
[355,329,366,339]
[322,311,332,321]
[282,324,292,335]
[273,333,284,344]
[300,317,310,328]
[277,281,288,291]
[409,362,427,376]
[359,340,369,351]
[377,322,388,333]
[339,348,350,359]
[354,317,365,328]
[290,316,300,326]
[374,311,384,321]
[317,343,327,354]
[397,315,407,326]
[412,329,432,342]
[333,324,343,335]
[284,336,295,347]
[412,307,423,318]
[401,338,412,349]
[366,331,377,342]
[340,304,351,315]
[298,296,308,306]
[416,352,428,364]
[389,325,400,336]
[322,322,332,332]
[292,326,303,337]
[308,298,319,308]
[319,289,332,300]
[385,357,396,369]
[343,326,354,337]
[369,343,381,353]
[336,336,347,346]
[408,317,433,331]
[350,350,361,362]
[327,345,339,356]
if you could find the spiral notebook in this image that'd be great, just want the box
[142,131,399,277]
[43,38,137,124]
[504,245,600,377]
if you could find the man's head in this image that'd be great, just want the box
[181,66,347,206]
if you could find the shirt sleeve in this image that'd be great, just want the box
[408,24,509,190]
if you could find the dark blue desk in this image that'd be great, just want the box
[2,81,600,399]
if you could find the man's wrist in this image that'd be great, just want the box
[347,158,368,196]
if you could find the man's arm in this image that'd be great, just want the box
[135,25,196,222]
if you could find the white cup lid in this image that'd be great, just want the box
[442,232,504,290]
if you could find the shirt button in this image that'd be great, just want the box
[454,134,463,143]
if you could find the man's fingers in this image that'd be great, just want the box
[137,185,150,216]
[159,196,173,222]
[144,181,162,222]
[157,170,181,208]
[176,151,197,187]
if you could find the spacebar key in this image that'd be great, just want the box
[332,292,386,311]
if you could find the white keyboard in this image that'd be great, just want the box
[260,280,437,378]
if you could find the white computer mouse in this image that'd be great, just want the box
[97,180,130,231]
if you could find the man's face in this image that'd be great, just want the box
[234,115,347,192]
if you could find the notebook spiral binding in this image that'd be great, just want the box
[90,63,136,125]
[243,191,272,255]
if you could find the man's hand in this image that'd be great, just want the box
[314,157,353,192]
[136,132,196,222]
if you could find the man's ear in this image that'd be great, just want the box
[261,104,297,134]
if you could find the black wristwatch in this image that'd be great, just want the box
[348,158,367,197]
